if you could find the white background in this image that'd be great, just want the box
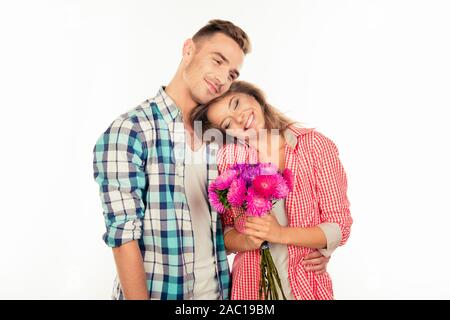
[1,0,449,299]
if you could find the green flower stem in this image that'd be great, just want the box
[217,189,231,209]
[266,247,287,300]
[258,241,287,300]
[269,254,279,300]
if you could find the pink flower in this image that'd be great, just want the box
[214,169,238,190]
[227,177,247,207]
[240,165,261,185]
[252,175,279,199]
[282,168,294,191]
[208,183,226,214]
[260,163,278,175]
[273,176,289,199]
[246,187,273,217]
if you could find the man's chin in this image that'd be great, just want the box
[193,92,214,105]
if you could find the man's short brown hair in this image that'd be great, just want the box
[193,19,251,54]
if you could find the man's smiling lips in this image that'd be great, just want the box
[205,79,218,94]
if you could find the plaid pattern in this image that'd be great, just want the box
[93,87,230,300]
[217,127,353,300]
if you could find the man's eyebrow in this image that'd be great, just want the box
[213,52,229,64]
[213,52,240,79]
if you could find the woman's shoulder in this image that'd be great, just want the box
[216,141,249,171]
[288,126,339,156]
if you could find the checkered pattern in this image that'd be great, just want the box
[217,127,353,300]
[93,87,230,300]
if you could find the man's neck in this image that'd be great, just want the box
[165,76,198,132]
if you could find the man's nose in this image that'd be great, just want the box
[214,74,227,93]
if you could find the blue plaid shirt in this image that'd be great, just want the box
[93,87,230,300]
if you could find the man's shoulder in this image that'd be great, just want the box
[107,97,160,134]
[118,98,156,124]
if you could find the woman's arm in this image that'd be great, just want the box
[313,132,353,247]
[224,228,265,253]
[244,132,352,253]
[244,214,327,249]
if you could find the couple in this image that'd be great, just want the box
[93,19,352,300]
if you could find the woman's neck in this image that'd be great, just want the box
[249,130,286,165]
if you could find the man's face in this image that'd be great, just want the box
[182,32,245,105]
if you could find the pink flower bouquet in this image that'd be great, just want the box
[208,163,294,300]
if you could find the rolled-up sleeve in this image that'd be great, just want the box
[314,132,353,247]
[317,222,342,257]
[93,118,148,248]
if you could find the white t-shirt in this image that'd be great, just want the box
[184,143,220,300]
[269,199,295,300]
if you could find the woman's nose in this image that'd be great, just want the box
[235,112,245,125]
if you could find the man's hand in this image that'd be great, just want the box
[302,250,330,275]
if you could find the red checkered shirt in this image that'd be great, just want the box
[217,127,353,300]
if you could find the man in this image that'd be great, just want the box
[93,19,329,300]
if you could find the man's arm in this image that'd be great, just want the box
[93,118,149,299]
[112,240,148,300]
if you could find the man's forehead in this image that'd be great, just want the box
[198,33,244,61]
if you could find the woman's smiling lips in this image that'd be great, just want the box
[245,112,255,129]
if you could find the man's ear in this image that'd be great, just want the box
[182,39,195,61]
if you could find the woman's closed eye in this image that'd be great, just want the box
[233,98,239,111]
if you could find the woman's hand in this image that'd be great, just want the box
[231,214,267,251]
[244,235,265,251]
[243,212,285,244]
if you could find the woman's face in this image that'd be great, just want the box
[206,92,266,139]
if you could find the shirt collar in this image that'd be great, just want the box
[153,86,181,123]
[284,128,298,149]
[284,126,315,149]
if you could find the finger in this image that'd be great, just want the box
[315,270,326,275]
[248,236,263,246]
[302,257,326,266]
[304,264,327,272]
[247,235,261,242]
[243,229,262,238]
[246,217,264,224]
[262,214,276,222]
[246,229,269,240]
[304,251,323,260]
[245,221,266,230]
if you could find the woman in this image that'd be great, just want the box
[190,81,352,300]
